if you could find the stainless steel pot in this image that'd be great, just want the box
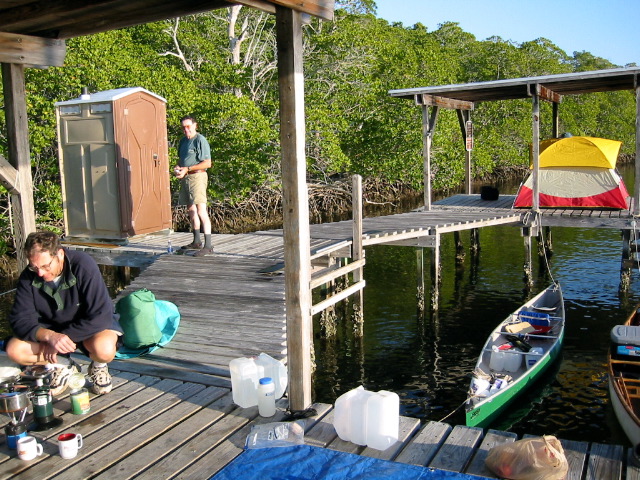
[0,367,21,384]
[0,391,30,413]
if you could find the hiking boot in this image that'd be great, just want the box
[49,363,79,396]
[193,247,214,257]
[180,241,202,250]
[88,362,112,395]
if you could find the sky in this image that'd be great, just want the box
[375,0,639,67]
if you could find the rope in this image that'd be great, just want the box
[536,212,556,284]
[437,399,467,423]
[0,288,16,297]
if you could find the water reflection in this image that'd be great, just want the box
[313,219,640,446]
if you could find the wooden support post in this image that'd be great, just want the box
[457,109,472,194]
[531,85,541,213]
[319,256,337,337]
[416,247,425,313]
[2,62,36,269]
[552,102,559,138]
[621,229,632,292]
[634,84,640,215]
[454,231,465,263]
[275,7,312,411]
[351,174,364,337]
[470,228,480,254]
[522,227,534,288]
[537,226,553,258]
[430,233,441,311]
[544,226,553,254]
[421,104,438,211]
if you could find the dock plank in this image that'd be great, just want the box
[360,416,421,461]
[21,193,631,478]
[464,429,518,478]
[395,421,452,467]
[562,439,589,480]
[91,388,234,480]
[428,425,483,473]
[586,442,624,480]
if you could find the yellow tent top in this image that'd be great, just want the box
[534,136,622,169]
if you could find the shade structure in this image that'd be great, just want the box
[513,166,630,209]
[537,136,622,169]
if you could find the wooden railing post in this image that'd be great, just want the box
[352,174,364,336]
[275,7,312,411]
[2,62,36,268]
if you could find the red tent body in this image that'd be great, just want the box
[513,166,630,209]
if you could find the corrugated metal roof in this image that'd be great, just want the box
[389,67,640,103]
[54,87,166,106]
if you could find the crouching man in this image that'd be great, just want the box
[6,231,122,395]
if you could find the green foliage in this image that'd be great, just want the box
[0,6,637,252]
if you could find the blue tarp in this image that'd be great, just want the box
[114,300,180,359]
[211,445,489,480]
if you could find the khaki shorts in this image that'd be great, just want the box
[178,172,208,206]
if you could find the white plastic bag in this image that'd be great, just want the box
[485,435,568,480]
[244,421,305,449]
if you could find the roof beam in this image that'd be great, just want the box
[416,93,474,110]
[0,32,65,66]
[268,0,334,20]
[529,83,563,103]
[233,0,276,14]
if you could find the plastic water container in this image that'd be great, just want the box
[257,377,276,417]
[366,391,400,450]
[489,346,505,371]
[489,378,507,395]
[229,353,288,408]
[333,386,400,450]
[470,377,490,397]
[526,347,544,369]
[504,350,522,372]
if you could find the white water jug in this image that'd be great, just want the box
[504,350,522,372]
[366,390,400,450]
[333,386,400,450]
[489,346,505,371]
[229,353,287,408]
[526,347,544,369]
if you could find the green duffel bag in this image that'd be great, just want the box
[115,288,162,349]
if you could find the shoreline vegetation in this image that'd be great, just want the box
[0,6,636,278]
[1,152,634,280]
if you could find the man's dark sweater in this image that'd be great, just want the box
[9,248,117,343]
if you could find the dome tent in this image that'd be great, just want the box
[514,136,630,209]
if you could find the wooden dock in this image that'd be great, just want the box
[2,194,635,477]
[0,363,634,479]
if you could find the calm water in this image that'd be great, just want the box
[311,226,640,446]
[1,166,637,446]
[312,163,640,446]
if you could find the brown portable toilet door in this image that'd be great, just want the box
[116,94,168,235]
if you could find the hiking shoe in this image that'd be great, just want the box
[49,363,79,396]
[193,247,214,257]
[88,362,112,395]
[180,241,202,250]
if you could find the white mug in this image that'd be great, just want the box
[58,433,83,459]
[17,436,43,461]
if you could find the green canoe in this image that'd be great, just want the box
[465,283,565,428]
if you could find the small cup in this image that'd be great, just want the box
[17,436,43,461]
[58,433,83,459]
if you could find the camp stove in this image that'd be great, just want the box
[22,365,64,431]
[0,381,30,448]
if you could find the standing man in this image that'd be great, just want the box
[6,231,121,395]
[175,115,214,257]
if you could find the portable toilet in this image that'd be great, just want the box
[55,87,172,242]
